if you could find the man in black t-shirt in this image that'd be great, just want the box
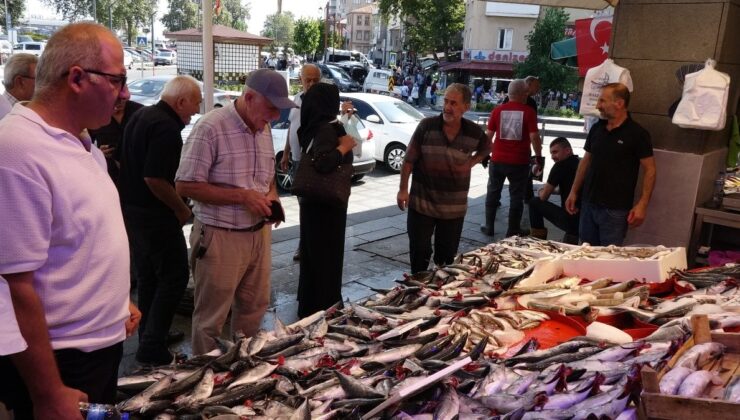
[529,137,580,244]
[118,75,201,365]
[566,83,656,246]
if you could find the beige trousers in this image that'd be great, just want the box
[189,219,271,355]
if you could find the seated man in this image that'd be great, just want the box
[528,137,580,244]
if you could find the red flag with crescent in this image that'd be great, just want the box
[575,16,613,77]
[215,0,223,16]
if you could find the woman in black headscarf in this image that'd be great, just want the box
[295,83,356,317]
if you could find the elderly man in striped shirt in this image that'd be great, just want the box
[176,69,297,355]
[397,83,490,274]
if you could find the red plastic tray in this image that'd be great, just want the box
[500,311,587,358]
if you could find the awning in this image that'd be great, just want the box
[550,37,578,67]
[438,60,513,75]
[476,0,616,9]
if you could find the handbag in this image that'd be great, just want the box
[291,140,352,206]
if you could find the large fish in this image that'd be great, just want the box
[674,342,725,369]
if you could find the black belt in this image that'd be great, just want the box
[204,221,265,232]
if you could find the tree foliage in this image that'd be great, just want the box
[514,7,578,93]
[1,0,26,29]
[213,0,250,31]
[261,11,295,49]
[378,0,464,56]
[161,0,198,32]
[292,18,321,57]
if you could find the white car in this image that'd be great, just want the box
[271,108,376,190]
[363,69,402,97]
[13,41,45,56]
[127,76,235,113]
[339,92,424,172]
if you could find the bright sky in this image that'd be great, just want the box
[25,0,325,39]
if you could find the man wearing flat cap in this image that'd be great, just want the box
[176,69,297,354]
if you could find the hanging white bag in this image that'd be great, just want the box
[340,113,364,157]
[579,58,634,118]
[672,59,730,131]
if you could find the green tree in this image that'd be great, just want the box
[292,18,320,57]
[160,0,198,32]
[1,0,26,29]
[514,7,578,93]
[378,0,464,57]
[41,0,90,21]
[213,0,250,31]
[261,11,295,50]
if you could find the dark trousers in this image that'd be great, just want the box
[407,208,465,274]
[485,163,529,235]
[297,200,347,318]
[0,342,123,419]
[127,219,189,357]
[528,197,580,235]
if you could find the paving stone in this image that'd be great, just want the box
[272,237,300,254]
[357,226,405,242]
[356,234,409,258]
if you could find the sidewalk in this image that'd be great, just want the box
[119,165,567,374]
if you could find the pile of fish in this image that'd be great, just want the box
[496,236,573,255]
[672,264,740,289]
[564,245,677,260]
[658,341,740,402]
[114,238,740,418]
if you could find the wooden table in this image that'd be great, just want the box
[688,206,740,266]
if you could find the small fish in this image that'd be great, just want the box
[117,375,174,412]
[434,386,460,420]
[227,361,277,389]
[334,371,385,398]
[723,375,740,402]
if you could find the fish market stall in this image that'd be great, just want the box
[113,238,740,419]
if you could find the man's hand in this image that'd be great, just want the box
[627,203,648,227]
[341,101,354,115]
[337,135,357,155]
[99,145,115,159]
[241,189,273,218]
[175,207,192,226]
[35,386,88,420]
[397,190,409,211]
[125,302,141,338]
[279,153,291,172]
[565,193,579,215]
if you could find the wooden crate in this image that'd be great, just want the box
[639,315,740,420]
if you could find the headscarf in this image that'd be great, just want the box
[297,82,340,149]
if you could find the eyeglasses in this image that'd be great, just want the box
[19,75,35,80]
[81,68,127,90]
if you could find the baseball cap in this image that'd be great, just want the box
[244,69,297,109]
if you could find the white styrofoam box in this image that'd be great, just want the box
[559,246,687,283]
[497,237,580,258]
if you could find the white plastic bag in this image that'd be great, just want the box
[579,59,634,117]
[672,59,730,131]
[340,113,363,157]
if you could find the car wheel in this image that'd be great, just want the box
[384,144,406,173]
[351,174,365,183]
[275,152,293,191]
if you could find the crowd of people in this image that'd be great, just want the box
[0,21,657,419]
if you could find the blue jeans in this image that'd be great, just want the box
[579,201,629,246]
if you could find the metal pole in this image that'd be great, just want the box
[4,0,12,51]
[93,0,97,22]
[109,3,113,30]
[202,0,214,111]
[323,2,328,62]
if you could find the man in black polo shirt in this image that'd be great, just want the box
[566,83,656,246]
[119,75,201,365]
[529,137,580,244]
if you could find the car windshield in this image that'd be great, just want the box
[128,79,165,97]
[375,101,424,123]
[328,66,351,81]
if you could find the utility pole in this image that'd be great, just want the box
[4,0,12,49]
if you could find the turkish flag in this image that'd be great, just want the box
[575,17,613,77]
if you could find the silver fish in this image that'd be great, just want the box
[227,361,277,389]
[175,368,214,409]
[723,375,740,402]
[434,386,460,420]
[675,342,725,369]
[117,375,174,412]
[677,370,723,397]
[357,343,422,364]
[658,366,693,395]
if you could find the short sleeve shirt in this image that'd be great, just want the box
[583,117,653,209]
[547,154,580,208]
[405,115,490,219]
[176,102,275,229]
[0,106,129,352]
[487,101,539,165]
[118,100,185,226]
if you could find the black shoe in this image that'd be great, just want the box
[167,329,184,344]
[135,348,174,366]
[293,250,300,261]
[480,225,494,236]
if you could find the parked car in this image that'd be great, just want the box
[153,50,176,66]
[127,76,234,113]
[13,41,45,56]
[363,69,403,97]
[272,108,376,191]
[317,64,362,93]
[339,93,424,172]
[332,60,368,84]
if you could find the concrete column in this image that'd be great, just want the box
[610,0,739,247]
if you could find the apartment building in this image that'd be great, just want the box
[346,4,375,55]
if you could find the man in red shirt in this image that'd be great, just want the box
[482,79,542,237]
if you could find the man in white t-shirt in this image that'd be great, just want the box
[0,23,140,419]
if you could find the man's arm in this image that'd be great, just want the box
[627,156,656,227]
[176,181,272,218]
[280,138,291,172]
[5,271,87,420]
[530,131,542,158]
[144,178,192,225]
[396,161,413,211]
[538,183,556,201]
[565,152,592,215]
